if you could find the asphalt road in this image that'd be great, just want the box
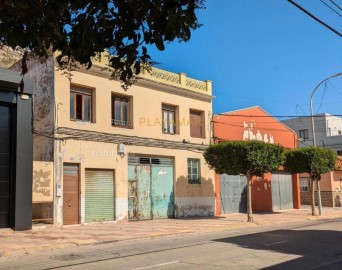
[1,219,342,270]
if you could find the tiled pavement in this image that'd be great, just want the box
[0,206,342,258]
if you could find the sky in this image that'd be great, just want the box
[147,0,342,120]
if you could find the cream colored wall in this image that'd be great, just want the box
[59,140,215,222]
[54,66,215,222]
[331,171,342,191]
[60,140,128,222]
[54,68,212,145]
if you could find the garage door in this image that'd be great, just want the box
[0,105,13,228]
[128,156,174,220]
[272,172,293,210]
[85,169,115,223]
[220,174,247,213]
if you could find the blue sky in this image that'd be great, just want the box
[147,0,342,119]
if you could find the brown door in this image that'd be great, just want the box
[63,164,79,225]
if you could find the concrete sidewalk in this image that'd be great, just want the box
[1,206,342,258]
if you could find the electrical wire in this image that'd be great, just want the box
[288,0,342,37]
[320,0,342,18]
[329,0,342,11]
[315,81,328,113]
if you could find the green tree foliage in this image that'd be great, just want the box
[204,140,285,222]
[284,147,337,215]
[0,0,204,87]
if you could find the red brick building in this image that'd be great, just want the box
[212,106,300,215]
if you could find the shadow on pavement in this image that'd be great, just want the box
[213,221,342,269]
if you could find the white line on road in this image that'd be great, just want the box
[265,240,288,246]
[131,261,180,270]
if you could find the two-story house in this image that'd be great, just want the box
[282,114,342,154]
[12,56,215,226]
[282,115,342,207]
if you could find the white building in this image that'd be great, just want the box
[282,113,342,155]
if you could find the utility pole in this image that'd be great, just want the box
[310,72,342,215]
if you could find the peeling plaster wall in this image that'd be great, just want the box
[11,58,54,162]
[32,161,54,202]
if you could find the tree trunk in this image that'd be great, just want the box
[246,172,254,223]
[310,174,316,216]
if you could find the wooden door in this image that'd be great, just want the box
[63,164,79,225]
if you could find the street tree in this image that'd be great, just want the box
[284,147,337,216]
[204,140,285,222]
[0,0,205,88]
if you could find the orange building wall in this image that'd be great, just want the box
[213,107,300,214]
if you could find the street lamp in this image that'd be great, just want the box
[310,72,342,215]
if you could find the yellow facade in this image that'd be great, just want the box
[52,63,215,226]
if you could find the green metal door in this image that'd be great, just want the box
[85,169,115,223]
[128,156,174,220]
[151,163,174,219]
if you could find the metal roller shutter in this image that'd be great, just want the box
[0,105,13,228]
[85,169,115,223]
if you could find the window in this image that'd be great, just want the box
[112,95,130,127]
[300,177,310,192]
[188,158,200,184]
[70,87,93,122]
[299,129,309,140]
[162,104,176,134]
[190,109,204,138]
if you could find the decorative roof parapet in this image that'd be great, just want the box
[139,68,212,95]
[90,52,212,96]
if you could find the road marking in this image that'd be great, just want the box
[131,261,179,270]
[265,240,288,246]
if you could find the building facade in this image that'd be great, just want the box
[213,106,300,215]
[299,158,342,207]
[12,56,215,226]
[0,68,33,230]
[282,114,342,154]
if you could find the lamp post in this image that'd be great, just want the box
[310,72,342,215]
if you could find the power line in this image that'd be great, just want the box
[329,0,342,12]
[288,0,342,37]
[315,81,328,113]
[320,0,342,18]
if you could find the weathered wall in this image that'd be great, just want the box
[0,47,23,68]
[251,173,272,212]
[32,161,54,202]
[11,57,54,162]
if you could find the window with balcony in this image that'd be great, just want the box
[299,129,309,140]
[190,109,204,138]
[70,87,93,122]
[112,95,131,127]
[188,158,201,184]
[162,104,176,134]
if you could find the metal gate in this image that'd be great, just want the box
[220,174,247,213]
[271,172,293,210]
[63,164,79,225]
[0,104,13,228]
[85,169,115,223]
[128,156,174,220]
